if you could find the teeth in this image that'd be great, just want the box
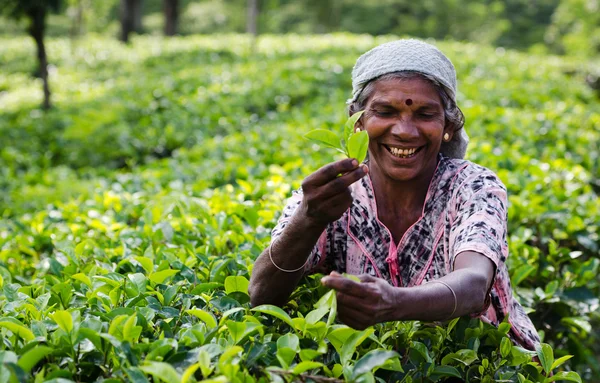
[388,146,418,158]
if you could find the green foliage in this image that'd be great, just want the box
[0,34,598,381]
[545,0,600,57]
[305,110,367,161]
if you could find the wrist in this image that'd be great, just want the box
[294,203,329,233]
[388,286,410,322]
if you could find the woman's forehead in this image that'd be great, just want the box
[368,77,441,106]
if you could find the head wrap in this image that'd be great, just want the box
[348,39,469,159]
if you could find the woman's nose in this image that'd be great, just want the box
[390,117,419,139]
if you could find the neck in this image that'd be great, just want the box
[368,158,438,217]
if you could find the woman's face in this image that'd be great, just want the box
[358,77,452,183]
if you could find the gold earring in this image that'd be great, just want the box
[443,133,450,142]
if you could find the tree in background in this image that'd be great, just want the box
[0,0,62,110]
[247,0,259,36]
[120,0,143,42]
[546,0,600,57]
[163,0,178,36]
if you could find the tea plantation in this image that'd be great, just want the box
[0,34,598,382]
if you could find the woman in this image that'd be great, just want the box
[248,39,540,350]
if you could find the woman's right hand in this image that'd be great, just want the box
[298,158,368,226]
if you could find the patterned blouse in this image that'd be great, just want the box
[271,154,541,350]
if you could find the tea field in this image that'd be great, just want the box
[0,34,598,382]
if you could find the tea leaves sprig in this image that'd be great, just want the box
[305,111,369,163]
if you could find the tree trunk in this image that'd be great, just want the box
[27,7,51,110]
[133,0,143,33]
[163,0,178,36]
[246,0,259,36]
[120,0,143,42]
[70,0,84,39]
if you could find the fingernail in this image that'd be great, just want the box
[351,159,358,167]
[361,164,369,173]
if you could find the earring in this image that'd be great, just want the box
[443,133,450,142]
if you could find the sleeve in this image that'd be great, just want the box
[270,188,336,275]
[449,171,508,313]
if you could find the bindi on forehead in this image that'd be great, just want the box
[405,98,413,106]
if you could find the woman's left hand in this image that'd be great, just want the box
[321,271,399,330]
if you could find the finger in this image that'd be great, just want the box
[338,300,374,321]
[358,274,379,283]
[304,158,359,187]
[319,165,367,199]
[336,292,370,311]
[321,275,369,298]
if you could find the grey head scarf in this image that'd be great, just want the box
[348,39,469,159]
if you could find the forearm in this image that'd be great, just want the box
[249,209,327,307]
[393,268,490,322]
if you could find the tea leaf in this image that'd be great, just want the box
[351,349,400,379]
[304,129,342,149]
[347,130,369,163]
[252,305,295,329]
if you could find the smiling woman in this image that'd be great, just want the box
[249,39,541,351]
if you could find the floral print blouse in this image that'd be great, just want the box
[271,154,541,350]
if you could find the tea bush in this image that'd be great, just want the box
[0,34,598,382]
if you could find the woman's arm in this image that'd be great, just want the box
[249,210,327,307]
[249,158,368,307]
[320,251,495,329]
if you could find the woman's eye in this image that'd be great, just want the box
[418,112,436,119]
[375,110,393,117]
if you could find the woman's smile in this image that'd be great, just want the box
[383,144,424,159]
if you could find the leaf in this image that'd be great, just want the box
[251,305,295,329]
[551,355,574,370]
[430,365,462,379]
[315,289,337,326]
[0,320,35,342]
[327,326,356,356]
[50,310,74,334]
[134,256,154,274]
[535,343,554,374]
[546,371,582,383]
[186,309,217,329]
[225,321,262,344]
[277,333,300,352]
[560,317,591,333]
[340,328,374,365]
[345,111,365,141]
[149,269,179,284]
[304,129,341,149]
[500,337,512,358]
[347,130,369,163]
[292,361,323,375]
[441,349,478,366]
[181,364,200,383]
[139,362,181,383]
[276,347,297,369]
[305,306,329,325]
[71,273,92,288]
[408,341,433,365]
[511,264,536,286]
[351,349,400,379]
[17,346,53,372]
[224,275,249,295]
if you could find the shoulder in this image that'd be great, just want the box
[440,156,507,196]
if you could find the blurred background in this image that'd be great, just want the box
[0,0,599,381]
[1,0,599,57]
